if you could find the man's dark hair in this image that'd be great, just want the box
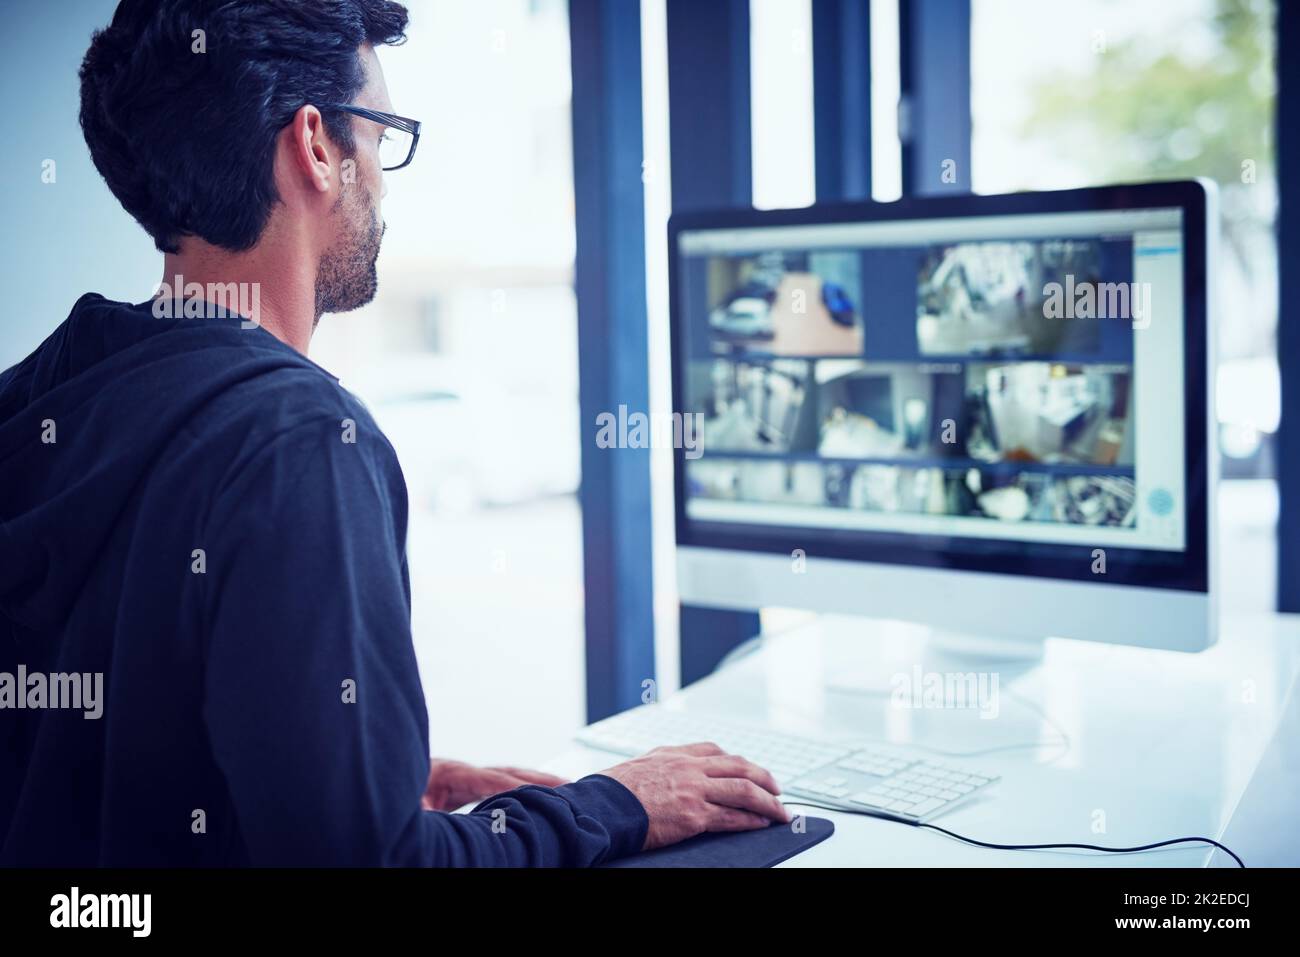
[79,0,409,254]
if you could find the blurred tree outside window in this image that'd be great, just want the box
[973,0,1276,479]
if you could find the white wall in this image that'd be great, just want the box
[1,0,157,369]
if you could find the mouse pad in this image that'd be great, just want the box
[600,816,834,868]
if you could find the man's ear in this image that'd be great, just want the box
[285,105,334,194]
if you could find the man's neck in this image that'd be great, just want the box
[158,228,317,354]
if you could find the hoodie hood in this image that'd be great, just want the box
[0,294,314,634]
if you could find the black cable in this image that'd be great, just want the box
[916,820,1246,868]
[780,801,1246,867]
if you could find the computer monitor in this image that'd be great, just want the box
[669,180,1215,653]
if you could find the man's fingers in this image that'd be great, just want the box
[474,769,532,794]
[705,778,791,822]
[700,755,781,794]
[707,807,773,833]
[495,767,568,788]
[649,741,725,757]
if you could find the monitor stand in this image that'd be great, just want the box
[924,628,1046,666]
[759,613,1055,754]
[806,614,1046,697]
[789,614,1054,756]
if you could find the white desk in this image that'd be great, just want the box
[547,612,1300,867]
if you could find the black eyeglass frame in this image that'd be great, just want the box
[324,104,422,171]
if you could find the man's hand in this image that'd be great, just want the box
[422,759,569,811]
[599,743,790,850]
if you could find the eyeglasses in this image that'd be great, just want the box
[324,104,422,171]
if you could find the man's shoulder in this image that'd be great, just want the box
[211,365,399,473]
[197,371,407,542]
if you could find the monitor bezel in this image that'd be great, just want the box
[667,180,1211,594]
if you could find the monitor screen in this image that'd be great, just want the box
[671,191,1208,592]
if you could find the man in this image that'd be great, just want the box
[0,0,787,866]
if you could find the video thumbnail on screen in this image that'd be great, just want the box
[706,250,864,357]
[686,458,1137,529]
[917,239,1105,357]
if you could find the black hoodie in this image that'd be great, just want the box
[0,294,646,866]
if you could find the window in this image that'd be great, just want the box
[750,0,816,210]
[310,0,585,763]
[972,0,1277,475]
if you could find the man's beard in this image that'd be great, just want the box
[314,179,385,323]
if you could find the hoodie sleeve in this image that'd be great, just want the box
[198,406,647,866]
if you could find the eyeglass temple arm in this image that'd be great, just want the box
[326,103,421,135]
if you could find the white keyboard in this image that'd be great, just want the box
[577,707,999,823]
